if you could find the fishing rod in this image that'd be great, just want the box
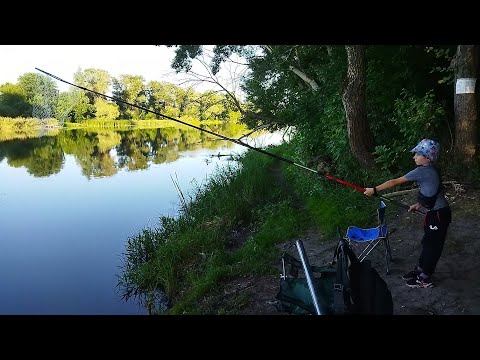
[35,68,424,215]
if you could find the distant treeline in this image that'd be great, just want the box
[0,69,242,124]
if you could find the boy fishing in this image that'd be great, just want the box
[364,139,452,288]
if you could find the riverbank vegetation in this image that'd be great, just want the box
[0,117,60,141]
[2,45,479,314]
[118,143,376,314]
[116,45,480,314]
[0,69,243,126]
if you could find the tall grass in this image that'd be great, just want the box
[65,119,226,130]
[118,141,379,314]
[0,117,60,141]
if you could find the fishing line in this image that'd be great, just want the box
[35,67,424,215]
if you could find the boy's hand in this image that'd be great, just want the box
[364,187,375,197]
[408,203,421,212]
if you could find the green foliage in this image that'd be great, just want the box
[55,91,90,123]
[16,72,59,119]
[116,138,382,314]
[2,68,242,125]
[74,68,112,94]
[425,46,456,85]
[0,83,30,117]
[231,199,307,273]
[241,46,345,131]
[280,147,374,237]
[373,90,446,173]
[95,98,120,120]
[0,117,59,141]
[73,68,113,119]
[168,45,203,72]
[117,147,294,313]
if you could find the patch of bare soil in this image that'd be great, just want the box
[228,183,480,315]
[204,157,480,316]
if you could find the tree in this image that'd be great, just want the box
[18,72,59,119]
[95,97,120,120]
[0,83,30,117]
[111,74,145,119]
[73,68,112,119]
[55,90,90,123]
[342,45,375,169]
[166,45,267,126]
[164,45,377,168]
[452,45,478,168]
[73,68,112,96]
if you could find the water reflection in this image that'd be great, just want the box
[0,124,246,178]
[0,123,284,314]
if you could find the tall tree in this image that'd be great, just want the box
[342,45,375,169]
[73,68,112,95]
[18,72,59,119]
[452,45,478,167]
[165,45,377,168]
[166,45,273,127]
[73,68,112,119]
[111,75,145,119]
[0,83,30,117]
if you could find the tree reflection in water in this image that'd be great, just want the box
[0,123,248,179]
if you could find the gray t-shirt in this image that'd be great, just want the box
[404,165,449,210]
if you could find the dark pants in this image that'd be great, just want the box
[418,206,452,276]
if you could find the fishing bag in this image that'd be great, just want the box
[274,234,393,315]
[334,238,393,314]
[274,252,336,315]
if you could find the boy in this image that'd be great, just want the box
[364,139,452,288]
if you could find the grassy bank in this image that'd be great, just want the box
[64,119,221,130]
[0,117,228,132]
[118,142,379,314]
[0,117,60,141]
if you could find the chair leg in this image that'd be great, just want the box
[386,237,393,261]
[384,239,391,275]
[345,238,362,259]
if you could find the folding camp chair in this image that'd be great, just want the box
[344,201,393,275]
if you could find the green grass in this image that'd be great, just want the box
[0,117,60,141]
[65,119,188,130]
[65,118,227,130]
[117,142,382,314]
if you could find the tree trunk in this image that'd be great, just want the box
[342,45,376,169]
[453,45,478,167]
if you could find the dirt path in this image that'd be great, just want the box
[232,182,480,315]
[204,157,479,315]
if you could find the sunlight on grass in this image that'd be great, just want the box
[117,142,376,314]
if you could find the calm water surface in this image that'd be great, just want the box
[0,127,283,315]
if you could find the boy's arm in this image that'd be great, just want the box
[364,176,409,197]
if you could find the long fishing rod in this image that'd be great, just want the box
[36,68,424,215]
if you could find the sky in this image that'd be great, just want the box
[0,45,218,93]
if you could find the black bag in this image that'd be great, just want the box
[347,259,394,314]
[333,236,393,315]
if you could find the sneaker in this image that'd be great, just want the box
[405,275,434,288]
[402,269,419,281]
